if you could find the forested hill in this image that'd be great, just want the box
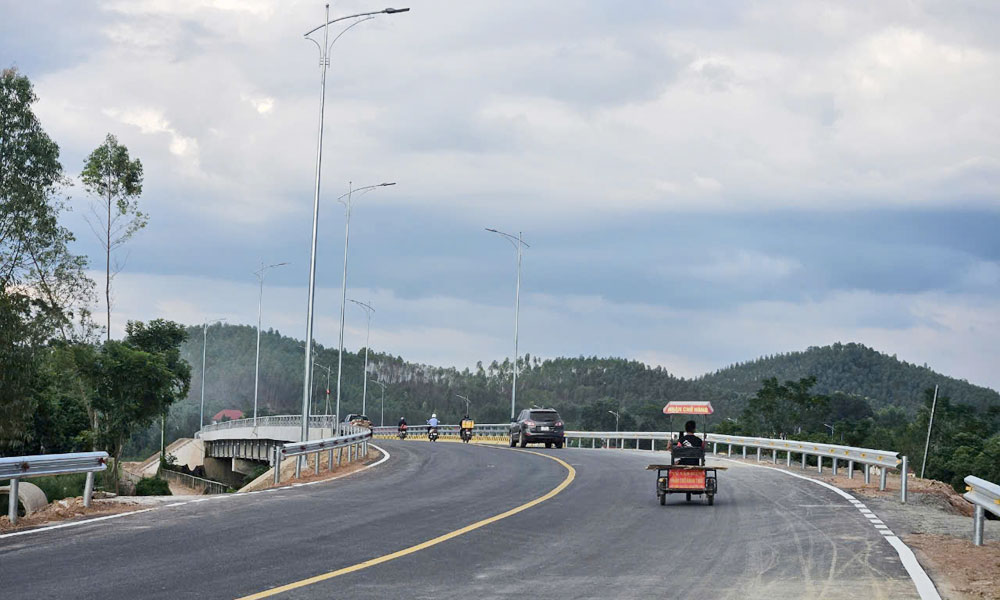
[167,324,732,439]
[697,342,999,413]
[157,326,995,450]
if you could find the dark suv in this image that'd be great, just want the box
[510,408,565,448]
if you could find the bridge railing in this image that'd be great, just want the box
[274,426,373,484]
[964,475,1000,546]
[199,414,339,434]
[565,430,907,503]
[1,451,109,525]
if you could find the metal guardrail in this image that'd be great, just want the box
[371,424,510,442]
[964,475,1000,546]
[564,430,908,503]
[161,469,230,495]
[0,451,109,525]
[273,426,372,484]
[199,414,339,434]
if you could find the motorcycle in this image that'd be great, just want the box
[397,424,408,439]
[460,428,473,443]
[428,426,439,442]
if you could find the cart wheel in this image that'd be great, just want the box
[708,494,715,506]
[659,493,666,506]
[519,431,527,448]
[685,493,691,502]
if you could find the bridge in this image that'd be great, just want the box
[0,425,954,599]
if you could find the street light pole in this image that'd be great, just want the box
[200,317,226,429]
[486,228,529,421]
[369,379,387,426]
[608,410,620,432]
[349,299,374,417]
[300,5,408,448]
[253,261,288,425]
[334,184,394,437]
[456,394,472,415]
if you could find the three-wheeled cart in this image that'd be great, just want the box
[648,446,726,506]
[650,400,726,506]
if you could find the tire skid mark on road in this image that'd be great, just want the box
[235,448,576,600]
[719,458,941,600]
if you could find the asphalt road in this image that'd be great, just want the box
[0,441,926,599]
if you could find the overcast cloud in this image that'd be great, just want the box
[3,1,999,390]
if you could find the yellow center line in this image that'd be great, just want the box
[236,449,576,600]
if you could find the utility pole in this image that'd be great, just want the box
[920,385,939,478]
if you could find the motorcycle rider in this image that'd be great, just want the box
[460,414,475,441]
[397,416,407,431]
[427,413,439,428]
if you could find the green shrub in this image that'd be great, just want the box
[242,464,270,486]
[15,473,89,503]
[135,477,171,496]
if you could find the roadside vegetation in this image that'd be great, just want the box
[0,68,191,495]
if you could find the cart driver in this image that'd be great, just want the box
[677,420,703,448]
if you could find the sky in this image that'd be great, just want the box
[3,0,999,390]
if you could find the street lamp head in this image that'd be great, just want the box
[383,8,410,13]
[379,182,396,186]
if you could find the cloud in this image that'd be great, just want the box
[103,107,200,160]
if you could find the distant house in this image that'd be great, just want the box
[212,409,244,423]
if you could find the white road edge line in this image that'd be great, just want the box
[719,458,941,600]
[0,444,392,541]
[0,508,157,539]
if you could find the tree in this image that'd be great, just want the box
[81,134,145,340]
[0,68,93,341]
[90,319,190,492]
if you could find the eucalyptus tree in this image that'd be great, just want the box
[81,134,145,340]
[1,68,94,451]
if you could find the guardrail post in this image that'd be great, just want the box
[817,457,823,474]
[83,471,95,508]
[786,452,791,467]
[337,448,343,466]
[727,444,732,456]
[973,505,985,546]
[801,453,806,469]
[314,451,320,475]
[591,438,595,449]
[756,448,761,462]
[772,451,777,464]
[848,460,855,479]
[713,442,718,455]
[328,449,334,470]
[8,477,19,525]
[832,458,838,476]
[879,468,887,491]
[864,464,871,484]
[294,454,302,479]
[273,447,281,484]
[742,446,747,459]
[900,456,908,503]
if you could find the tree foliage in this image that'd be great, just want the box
[81,133,145,340]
